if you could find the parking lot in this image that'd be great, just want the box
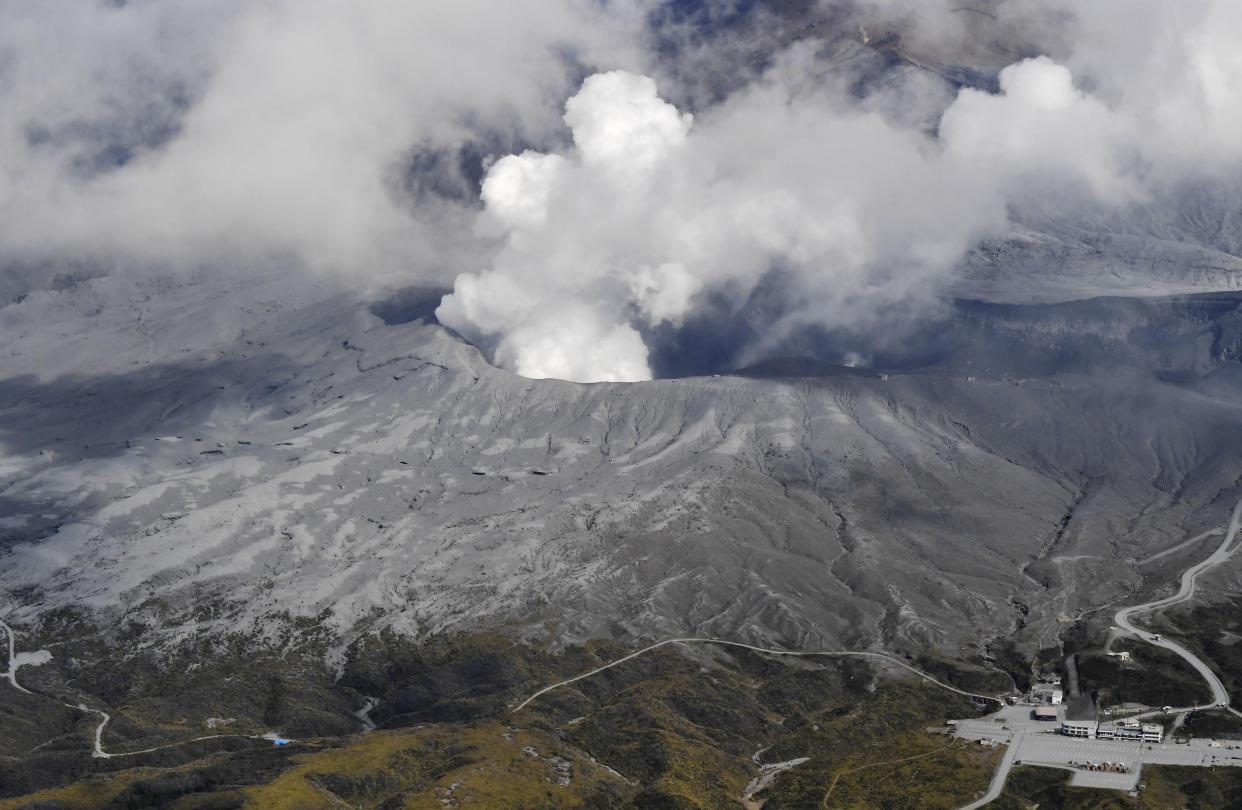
[953,704,1064,740]
[953,708,1242,794]
[1015,735,1143,789]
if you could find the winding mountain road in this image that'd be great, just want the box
[959,498,1242,809]
[1114,499,1242,712]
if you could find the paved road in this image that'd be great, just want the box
[957,730,1023,810]
[1114,499,1242,710]
[1,617,33,695]
[957,499,1242,808]
[511,637,1004,713]
[82,704,113,758]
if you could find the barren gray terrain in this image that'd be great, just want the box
[4,270,1242,675]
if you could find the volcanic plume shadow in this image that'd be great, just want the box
[646,289,1242,381]
[0,354,300,546]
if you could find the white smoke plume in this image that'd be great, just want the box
[438,62,1007,382]
[438,1,1242,381]
[3,1,1242,382]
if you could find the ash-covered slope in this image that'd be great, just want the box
[4,274,1242,666]
[958,214,1242,304]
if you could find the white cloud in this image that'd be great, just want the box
[1058,0,1242,179]
[0,0,648,285]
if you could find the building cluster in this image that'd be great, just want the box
[1030,682,1064,705]
[1060,718,1163,742]
[1099,720,1164,743]
[1009,678,1064,707]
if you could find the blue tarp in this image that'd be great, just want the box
[272,738,291,746]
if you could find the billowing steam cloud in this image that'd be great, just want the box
[3,0,1242,381]
[436,62,1009,381]
[942,57,1141,206]
[439,0,1242,381]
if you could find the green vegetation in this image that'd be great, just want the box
[1181,709,1242,740]
[0,632,1007,809]
[915,652,1014,695]
[815,732,999,809]
[16,624,1242,810]
[1162,597,1242,706]
[0,734,273,800]
[986,638,1035,693]
[0,686,81,758]
[760,679,992,807]
[246,723,628,810]
[341,630,589,726]
[0,724,628,810]
[1061,615,1211,710]
[1074,645,1210,708]
[0,744,301,810]
[547,647,874,807]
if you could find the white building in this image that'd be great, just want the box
[1062,719,1099,738]
[1096,721,1163,743]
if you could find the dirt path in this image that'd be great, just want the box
[512,637,1004,714]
